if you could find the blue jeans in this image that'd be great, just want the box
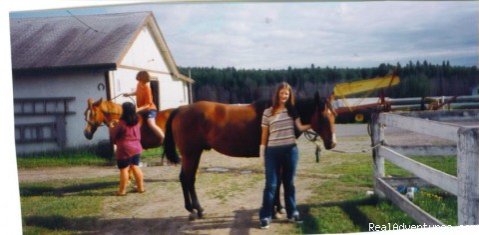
[142,109,157,119]
[259,144,299,220]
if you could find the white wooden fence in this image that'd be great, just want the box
[371,110,479,225]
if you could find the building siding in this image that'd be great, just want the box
[113,25,189,110]
[13,70,108,153]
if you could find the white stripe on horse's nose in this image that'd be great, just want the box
[332,133,337,144]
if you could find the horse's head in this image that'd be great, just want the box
[83,98,122,140]
[310,92,337,150]
[84,98,104,140]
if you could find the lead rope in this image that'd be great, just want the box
[110,93,137,106]
[367,121,386,149]
[304,130,322,163]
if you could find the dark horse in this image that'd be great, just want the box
[163,93,336,219]
[83,98,173,148]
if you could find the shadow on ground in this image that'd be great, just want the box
[20,181,118,197]
[23,208,259,235]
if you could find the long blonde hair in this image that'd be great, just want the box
[271,82,295,116]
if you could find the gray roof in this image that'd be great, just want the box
[10,12,151,71]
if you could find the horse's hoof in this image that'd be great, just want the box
[197,209,205,219]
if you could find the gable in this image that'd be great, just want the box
[119,25,170,73]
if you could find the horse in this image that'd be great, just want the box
[163,92,337,219]
[83,98,173,149]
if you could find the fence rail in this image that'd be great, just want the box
[371,109,479,225]
[378,146,458,195]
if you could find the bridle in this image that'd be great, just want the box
[84,109,102,127]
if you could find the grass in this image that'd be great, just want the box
[16,146,166,169]
[20,176,118,235]
[298,151,420,233]
[201,171,263,204]
[384,155,457,226]
[295,147,458,233]
[385,155,457,177]
[414,189,457,225]
[142,147,164,158]
[16,151,111,169]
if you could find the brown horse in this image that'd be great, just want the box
[83,98,173,149]
[163,92,337,219]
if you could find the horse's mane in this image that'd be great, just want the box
[100,100,122,114]
[252,100,272,115]
[295,98,316,124]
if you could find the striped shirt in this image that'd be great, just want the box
[262,107,296,147]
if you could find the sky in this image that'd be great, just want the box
[8,1,479,69]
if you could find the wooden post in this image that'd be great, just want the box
[371,112,385,197]
[457,127,479,225]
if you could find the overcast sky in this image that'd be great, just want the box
[9,1,479,69]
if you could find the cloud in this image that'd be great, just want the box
[12,1,478,69]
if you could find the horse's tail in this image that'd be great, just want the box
[163,108,181,164]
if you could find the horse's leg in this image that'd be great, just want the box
[181,151,204,220]
[179,169,193,213]
[188,151,204,218]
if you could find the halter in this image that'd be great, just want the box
[84,100,122,128]
[304,98,337,163]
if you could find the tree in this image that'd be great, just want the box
[181,61,479,103]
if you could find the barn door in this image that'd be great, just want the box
[150,80,160,110]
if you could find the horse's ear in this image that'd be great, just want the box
[327,94,338,117]
[314,91,326,111]
[93,98,103,106]
[327,93,335,103]
[87,98,94,107]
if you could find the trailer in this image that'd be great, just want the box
[332,74,399,123]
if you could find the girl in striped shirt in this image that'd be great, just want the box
[259,82,311,229]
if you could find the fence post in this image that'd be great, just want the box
[457,127,479,225]
[371,112,385,197]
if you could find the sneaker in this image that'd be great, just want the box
[288,213,303,224]
[260,218,270,229]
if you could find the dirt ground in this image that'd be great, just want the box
[17,123,461,234]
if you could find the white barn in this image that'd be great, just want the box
[10,12,194,154]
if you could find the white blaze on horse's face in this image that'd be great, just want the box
[85,110,91,122]
[324,105,337,148]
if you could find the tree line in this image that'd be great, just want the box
[179,61,479,104]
